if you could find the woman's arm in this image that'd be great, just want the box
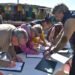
[50,18,75,53]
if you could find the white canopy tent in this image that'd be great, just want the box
[0,0,75,10]
[0,0,17,3]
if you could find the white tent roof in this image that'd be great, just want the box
[0,0,75,10]
[0,0,17,3]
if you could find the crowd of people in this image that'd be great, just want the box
[0,3,75,75]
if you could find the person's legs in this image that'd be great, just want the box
[69,48,75,75]
[69,32,75,75]
[69,52,75,75]
[63,18,75,75]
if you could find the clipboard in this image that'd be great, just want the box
[26,53,43,58]
[0,62,25,72]
[35,58,57,74]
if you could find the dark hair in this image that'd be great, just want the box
[35,27,42,34]
[41,18,51,25]
[13,28,28,42]
[31,24,42,36]
[31,27,38,37]
[52,3,69,14]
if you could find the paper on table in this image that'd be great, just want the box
[51,53,72,64]
[58,50,69,53]
[0,62,24,72]
[26,53,43,58]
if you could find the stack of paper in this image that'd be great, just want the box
[51,53,72,64]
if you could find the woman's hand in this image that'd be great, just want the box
[12,56,23,62]
[7,61,16,68]
[44,45,54,59]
